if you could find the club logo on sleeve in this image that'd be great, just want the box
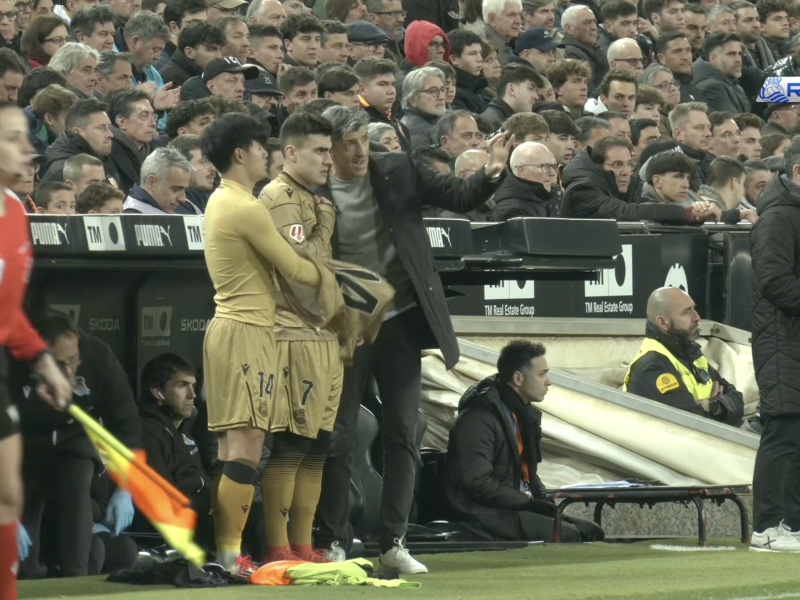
[289,224,305,242]
[656,373,680,394]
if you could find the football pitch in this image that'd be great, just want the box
[17,540,800,600]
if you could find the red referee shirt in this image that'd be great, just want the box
[0,193,46,362]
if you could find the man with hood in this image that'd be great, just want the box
[691,33,750,114]
[444,340,604,543]
[490,141,559,219]
[395,19,449,97]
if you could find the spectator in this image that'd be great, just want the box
[481,64,540,130]
[353,57,410,151]
[490,141,557,219]
[588,69,637,117]
[623,287,744,426]
[483,0,523,64]
[692,33,748,113]
[444,340,604,543]
[143,0,166,20]
[670,101,713,186]
[21,15,68,69]
[546,58,590,119]
[265,136,283,180]
[644,0,686,34]
[107,89,157,193]
[634,84,666,122]
[245,69,281,109]
[481,38,503,95]
[521,0,557,32]
[279,0,306,15]
[762,132,791,158]
[169,133,217,211]
[69,5,117,53]
[159,0,208,68]
[367,121,402,152]
[41,98,117,184]
[762,103,797,136]
[757,0,790,59]
[63,153,106,195]
[160,23,225,88]
[166,98,216,139]
[248,24,284,75]
[218,15,250,64]
[122,145,198,213]
[639,65,681,140]
[316,105,510,572]
[411,144,451,174]
[732,0,774,70]
[597,110,631,141]
[397,20,449,95]
[401,66,446,150]
[0,49,26,103]
[502,111,549,144]
[454,148,489,178]
[365,0,405,65]
[26,84,76,155]
[191,56,258,102]
[684,3,706,52]
[448,29,490,114]
[473,114,493,150]
[107,0,141,27]
[76,181,124,213]
[206,0,246,24]
[708,111,741,158]
[606,38,645,79]
[48,42,99,99]
[318,20,348,64]
[561,5,608,90]
[655,32,704,103]
[34,181,76,213]
[574,115,611,153]
[641,149,697,204]
[247,0,286,27]
[599,0,640,56]
[94,52,133,96]
[319,64,360,109]
[277,65,317,122]
[735,112,763,160]
[326,0,367,23]
[742,159,770,206]
[698,155,758,222]
[540,109,578,165]
[428,59,458,106]
[437,110,481,158]
[0,0,22,54]
[346,20,388,62]
[510,27,561,74]
[706,4,737,34]
[117,10,170,87]
[630,118,661,157]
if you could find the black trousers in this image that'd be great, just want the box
[753,415,800,532]
[519,513,605,543]
[317,309,425,553]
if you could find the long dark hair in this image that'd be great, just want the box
[20,15,64,65]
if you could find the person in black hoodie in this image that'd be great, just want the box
[444,340,604,542]
[11,310,141,578]
[159,23,226,88]
[490,141,559,219]
[448,29,491,114]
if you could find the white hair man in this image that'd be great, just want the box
[247,0,286,27]
[483,0,523,63]
[490,141,559,220]
[49,42,100,99]
[122,146,198,214]
[400,66,447,150]
[561,4,609,90]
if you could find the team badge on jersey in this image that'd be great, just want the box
[289,224,305,242]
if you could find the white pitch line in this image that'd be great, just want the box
[717,593,800,600]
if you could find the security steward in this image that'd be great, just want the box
[623,287,744,426]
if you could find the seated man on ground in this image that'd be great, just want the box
[444,340,605,543]
[623,287,745,426]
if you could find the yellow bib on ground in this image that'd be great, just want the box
[622,338,714,401]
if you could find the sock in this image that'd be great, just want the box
[0,522,18,600]
[289,453,326,548]
[261,450,304,549]
[215,459,257,560]
[211,461,225,553]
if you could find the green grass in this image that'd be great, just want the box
[17,540,800,600]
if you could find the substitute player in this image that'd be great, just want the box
[257,112,342,564]
[201,113,323,575]
[0,102,72,600]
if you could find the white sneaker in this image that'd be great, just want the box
[379,537,428,574]
[324,541,347,562]
[750,522,800,552]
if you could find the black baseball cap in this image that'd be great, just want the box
[202,56,259,83]
[246,70,280,95]
[516,27,565,53]
[347,21,390,45]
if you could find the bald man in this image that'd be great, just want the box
[606,38,644,78]
[454,149,489,178]
[490,142,559,220]
[622,287,744,426]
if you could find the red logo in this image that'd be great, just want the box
[289,224,305,242]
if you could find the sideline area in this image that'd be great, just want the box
[17,540,800,600]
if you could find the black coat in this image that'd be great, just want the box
[673,71,706,103]
[559,148,692,222]
[158,48,202,87]
[452,67,491,114]
[40,132,120,186]
[678,143,713,192]
[328,152,503,369]
[108,127,148,195]
[180,75,212,101]
[489,171,556,220]
[363,103,412,153]
[751,173,800,417]
[481,97,514,132]
[400,107,439,151]
[561,33,608,91]
[625,323,744,426]
[691,59,750,114]
[444,375,547,541]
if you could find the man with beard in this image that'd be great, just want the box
[400,66,447,150]
[623,286,744,426]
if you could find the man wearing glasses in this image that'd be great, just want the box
[365,0,405,65]
[490,141,558,219]
[0,0,20,54]
[654,32,706,103]
[606,38,644,78]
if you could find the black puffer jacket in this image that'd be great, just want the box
[444,375,548,541]
[451,67,490,114]
[108,126,149,195]
[158,48,202,87]
[400,107,439,151]
[40,132,120,186]
[489,170,556,220]
[481,97,515,131]
[751,173,800,417]
[559,148,692,222]
[691,59,750,114]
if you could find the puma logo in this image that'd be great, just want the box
[241,504,250,513]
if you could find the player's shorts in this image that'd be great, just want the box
[203,317,277,433]
[0,349,19,441]
[271,339,343,438]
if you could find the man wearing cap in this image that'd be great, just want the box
[246,69,281,109]
[207,0,247,24]
[180,56,259,100]
[347,21,389,63]
[762,103,798,137]
[281,13,324,68]
[510,27,564,75]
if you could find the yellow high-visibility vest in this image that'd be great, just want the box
[622,337,714,401]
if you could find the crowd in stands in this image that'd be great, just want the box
[11,0,800,580]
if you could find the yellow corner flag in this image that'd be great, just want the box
[68,404,206,568]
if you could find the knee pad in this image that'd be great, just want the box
[222,459,258,485]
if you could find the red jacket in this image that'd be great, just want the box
[404,20,450,67]
[27,55,46,70]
